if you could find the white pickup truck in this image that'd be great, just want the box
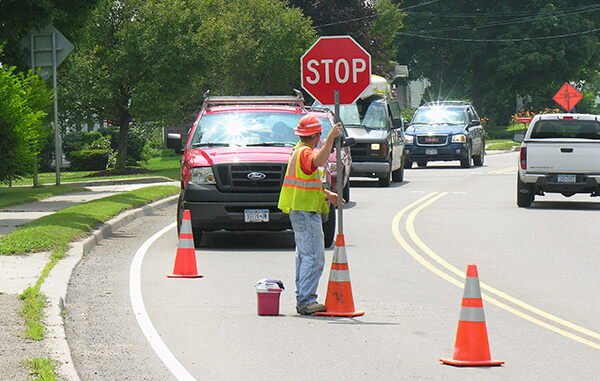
[514,113,600,207]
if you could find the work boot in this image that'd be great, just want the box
[297,302,326,315]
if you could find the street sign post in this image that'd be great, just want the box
[302,36,370,317]
[553,83,582,112]
[21,25,73,186]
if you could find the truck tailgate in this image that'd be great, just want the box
[526,141,600,174]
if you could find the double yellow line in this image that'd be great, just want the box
[392,192,600,350]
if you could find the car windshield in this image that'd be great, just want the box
[318,102,386,129]
[188,112,303,148]
[411,107,465,127]
[530,119,600,139]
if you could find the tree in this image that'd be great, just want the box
[61,0,205,171]
[393,1,600,123]
[0,64,54,183]
[287,0,404,76]
[201,0,316,95]
[61,0,317,172]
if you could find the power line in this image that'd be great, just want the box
[397,28,600,42]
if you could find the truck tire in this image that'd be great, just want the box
[378,164,391,187]
[460,145,472,168]
[322,206,336,248]
[404,159,413,169]
[517,175,534,207]
[177,193,203,247]
[392,160,404,182]
[473,148,485,166]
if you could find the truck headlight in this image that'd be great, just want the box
[371,143,381,151]
[405,135,414,144]
[452,134,467,143]
[190,167,216,185]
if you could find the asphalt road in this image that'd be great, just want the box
[65,151,600,380]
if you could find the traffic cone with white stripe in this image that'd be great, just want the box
[315,234,364,317]
[440,264,503,366]
[168,209,203,278]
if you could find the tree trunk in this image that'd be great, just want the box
[115,121,129,172]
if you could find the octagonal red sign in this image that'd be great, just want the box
[553,83,582,112]
[301,36,371,105]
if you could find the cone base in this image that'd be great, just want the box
[167,273,204,278]
[440,358,504,367]
[314,310,365,317]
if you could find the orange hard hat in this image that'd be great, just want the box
[295,114,322,136]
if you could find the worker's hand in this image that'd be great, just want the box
[325,190,345,207]
[326,122,343,142]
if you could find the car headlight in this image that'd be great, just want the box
[452,134,467,143]
[405,135,414,144]
[371,143,381,151]
[190,167,216,185]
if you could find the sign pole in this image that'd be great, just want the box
[334,90,343,235]
[52,32,61,186]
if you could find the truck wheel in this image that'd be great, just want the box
[378,171,391,187]
[473,149,485,166]
[517,175,534,207]
[460,145,472,168]
[404,159,413,169]
[322,206,336,248]
[417,160,427,167]
[177,193,203,247]
[392,160,404,182]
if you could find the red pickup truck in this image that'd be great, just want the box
[167,93,351,247]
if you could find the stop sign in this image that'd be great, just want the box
[301,36,371,105]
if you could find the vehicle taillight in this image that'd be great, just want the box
[562,116,574,120]
[520,146,527,170]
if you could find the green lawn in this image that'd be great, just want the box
[4,155,181,187]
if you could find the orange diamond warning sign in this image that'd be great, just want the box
[553,83,582,112]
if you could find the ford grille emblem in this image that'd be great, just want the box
[247,172,266,180]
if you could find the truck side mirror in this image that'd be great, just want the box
[343,137,356,147]
[513,133,525,143]
[392,117,403,129]
[167,133,184,154]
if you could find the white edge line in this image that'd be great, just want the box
[129,222,196,381]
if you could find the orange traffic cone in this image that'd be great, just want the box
[167,210,203,278]
[315,234,364,317]
[440,264,503,366]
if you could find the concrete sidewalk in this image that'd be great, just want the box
[0,177,179,380]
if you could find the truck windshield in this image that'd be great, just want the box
[412,107,465,126]
[317,102,387,129]
[189,112,303,147]
[530,120,600,139]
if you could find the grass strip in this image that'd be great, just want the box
[0,185,179,255]
[0,185,89,209]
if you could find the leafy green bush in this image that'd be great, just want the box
[69,149,109,171]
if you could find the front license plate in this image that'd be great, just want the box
[557,174,576,183]
[244,209,269,223]
[426,149,437,155]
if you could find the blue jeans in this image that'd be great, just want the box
[289,209,325,308]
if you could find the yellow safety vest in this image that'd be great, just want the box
[278,142,329,215]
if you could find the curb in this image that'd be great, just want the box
[40,194,179,381]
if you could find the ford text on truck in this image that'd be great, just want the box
[514,113,600,207]
[166,93,349,246]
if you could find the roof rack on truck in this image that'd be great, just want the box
[202,89,305,110]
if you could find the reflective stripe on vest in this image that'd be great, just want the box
[278,143,328,214]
